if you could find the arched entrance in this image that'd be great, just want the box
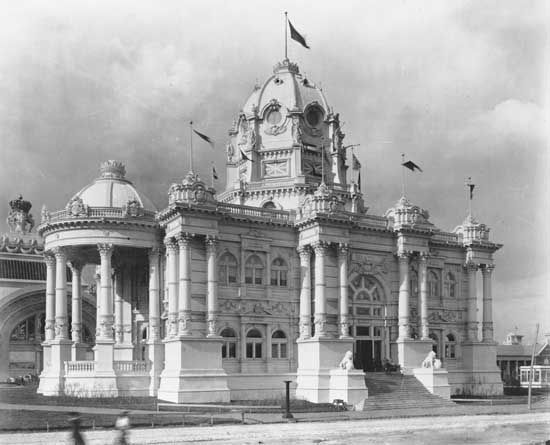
[348,274,387,372]
[0,287,96,381]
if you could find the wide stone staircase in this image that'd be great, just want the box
[361,372,456,410]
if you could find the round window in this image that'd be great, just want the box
[305,106,323,127]
[266,109,282,125]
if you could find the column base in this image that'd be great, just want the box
[114,343,134,361]
[37,339,71,396]
[397,338,433,374]
[458,341,503,396]
[296,337,367,405]
[157,337,230,403]
[147,340,164,397]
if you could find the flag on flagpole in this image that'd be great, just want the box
[240,147,253,162]
[352,154,361,170]
[212,165,218,180]
[193,128,215,149]
[402,160,423,172]
[288,19,310,49]
[468,183,475,200]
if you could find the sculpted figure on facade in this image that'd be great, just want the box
[66,196,89,217]
[7,196,35,234]
[421,350,437,368]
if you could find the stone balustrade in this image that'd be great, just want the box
[113,360,149,373]
[65,361,95,374]
[45,207,156,222]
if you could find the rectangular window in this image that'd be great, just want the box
[356,326,370,336]
[228,342,236,358]
[280,343,287,358]
[271,271,278,286]
[228,266,237,283]
[219,267,227,285]
[356,307,370,316]
[245,269,253,284]
[280,271,287,286]
[255,343,262,358]
[373,327,382,337]
[222,343,227,358]
[254,274,262,285]
[246,343,253,358]
[271,344,278,358]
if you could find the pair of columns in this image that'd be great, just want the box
[297,241,349,340]
[44,249,83,345]
[397,252,430,341]
[164,234,218,339]
[465,262,494,342]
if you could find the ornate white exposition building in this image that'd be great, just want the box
[0,58,506,403]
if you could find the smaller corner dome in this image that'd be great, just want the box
[69,160,157,211]
[242,59,330,116]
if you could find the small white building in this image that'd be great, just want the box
[2,58,505,402]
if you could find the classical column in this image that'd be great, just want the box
[297,246,312,339]
[465,261,478,341]
[113,269,124,344]
[397,252,410,340]
[165,238,179,338]
[97,244,114,340]
[338,243,350,338]
[68,261,83,344]
[94,266,101,337]
[148,248,161,342]
[419,253,429,340]
[482,264,495,342]
[313,241,329,338]
[205,236,218,337]
[178,233,193,336]
[44,253,56,342]
[53,247,69,340]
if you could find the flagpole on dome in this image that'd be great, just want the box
[284,11,288,61]
[401,153,406,198]
[189,121,194,174]
[465,177,475,218]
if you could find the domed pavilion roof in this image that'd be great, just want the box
[69,160,157,211]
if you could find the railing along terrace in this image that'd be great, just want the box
[431,231,461,243]
[113,360,149,373]
[345,212,389,230]
[46,207,156,222]
[65,361,95,374]
[215,202,295,224]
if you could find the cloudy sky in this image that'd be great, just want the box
[0,1,547,342]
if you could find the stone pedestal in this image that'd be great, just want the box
[157,337,230,403]
[37,339,71,396]
[147,340,164,396]
[71,343,88,361]
[460,341,503,396]
[37,342,52,394]
[329,368,369,407]
[296,337,365,403]
[413,367,451,399]
[88,341,118,397]
[397,338,433,374]
[114,344,134,361]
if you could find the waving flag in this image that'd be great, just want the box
[401,160,422,172]
[288,19,310,49]
[193,129,214,149]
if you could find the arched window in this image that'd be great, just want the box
[221,327,237,359]
[445,333,456,359]
[246,328,263,359]
[10,314,38,342]
[219,252,238,285]
[271,330,288,358]
[262,201,276,209]
[446,272,457,298]
[270,258,288,287]
[245,255,264,285]
[428,271,440,300]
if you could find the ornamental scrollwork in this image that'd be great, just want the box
[66,196,89,217]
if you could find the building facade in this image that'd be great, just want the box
[6,58,504,401]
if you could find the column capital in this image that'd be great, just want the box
[482,264,495,275]
[164,237,178,252]
[177,232,194,247]
[312,240,330,256]
[337,242,350,256]
[67,260,84,273]
[205,235,218,252]
[464,260,478,272]
[148,247,161,260]
[97,243,114,258]
[43,252,56,267]
[52,246,67,260]
[397,251,410,262]
[418,251,430,263]
[297,245,311,260]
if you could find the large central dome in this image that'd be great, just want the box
[219,59,352,212]
[242,59,329,117]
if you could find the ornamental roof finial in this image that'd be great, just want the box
[100,160,126,179]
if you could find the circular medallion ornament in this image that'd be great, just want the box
[266,109,282,125]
